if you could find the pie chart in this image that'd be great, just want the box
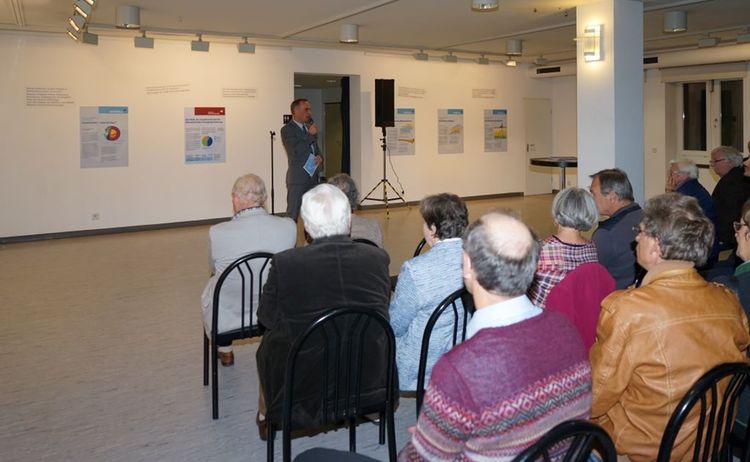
[104,125,121,141]
[201,136,213,147]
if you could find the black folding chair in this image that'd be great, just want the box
[413,238,427,258]
[266,307,398,462]
[657,362,750,462]
[415,287,474,416]
[512,420,617,462]
[203,251,273,419]
[352,238,378,247]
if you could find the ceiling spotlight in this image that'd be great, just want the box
[534,55,549,66]
[66,28,79,42]
[73,0,93,19]
[116,5,140,29]
[738,29,750,44]
[191,34,209,52]
[68,14,85,33]
[414,50,429,61]
[134,31,154,49]
[339,23,358,43]
[238,37,256,53]
[506,39,523,56]
[81,30,98,45]
[663,11,687,33]
[472,0,499,12]
[442,52,458,63]
[505,57,517,67]
[476,55,490,65]
[82,0,95,5]
[698,36,719,48]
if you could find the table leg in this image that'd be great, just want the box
[559,166,566,190]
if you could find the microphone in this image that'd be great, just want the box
[306,117,315,126]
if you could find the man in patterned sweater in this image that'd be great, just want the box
[399,210,592,461]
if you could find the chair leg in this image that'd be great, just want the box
[349,417,356,452]
[203,334,209,386]
[378,411,385,445]
[267,427,275,462]
[211,341,219,419]
[387,406,397,462]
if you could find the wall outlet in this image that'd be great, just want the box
[91,213,100,221]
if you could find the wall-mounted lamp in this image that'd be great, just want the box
[663,11,687,33]
[191,34,209,52]
[339,23,358,43]
[134,31,154,48]
[238,37,256,53]
[583,24,602,62]
[472,0,499,12]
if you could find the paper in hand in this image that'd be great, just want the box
[303,153,317,177]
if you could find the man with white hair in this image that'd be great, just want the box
[399,210,591,460]
[667,159,719,263]
[202,173,296,366]
[255,184,391,440]
[710,146,750,247]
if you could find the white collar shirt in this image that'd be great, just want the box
[465,295,542,339]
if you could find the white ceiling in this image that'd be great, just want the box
[2,0,750,63]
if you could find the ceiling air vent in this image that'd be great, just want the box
[536,66,562,74]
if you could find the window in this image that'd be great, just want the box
[682,82,706,151]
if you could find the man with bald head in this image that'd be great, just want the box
[399,210,592,460]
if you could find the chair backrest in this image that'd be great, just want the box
[545,262,615,350]
[657,362,750,462]
[282,307,397,460]
[413,238,427,258]
[211,252,273,339]
[415,287,473,416]
[352,238,378,247]
[512,420,617,462]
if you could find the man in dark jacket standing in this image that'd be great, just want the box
[281,98,323,221]
[255,184,391,440]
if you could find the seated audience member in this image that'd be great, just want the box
[590,193,750,462]
[399,210,592,461]
[255,184,391,440]
[715,200,750,314]
[328,173,384,248]
[710,145,750,248]
[389,193,468,391]
[528,187,599,307]
[201,174,296,366]
[667,158,719,263]
[589,168,644,289]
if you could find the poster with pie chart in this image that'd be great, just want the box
[80,106,129,168]
[184,107,226,164]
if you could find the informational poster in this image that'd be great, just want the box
[386,108,416,156]
[185,107,226,164]
[484,109,508,152]
[80,106,129,168]
[437,108,464,154]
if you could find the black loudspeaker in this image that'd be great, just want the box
[375,79,395,127]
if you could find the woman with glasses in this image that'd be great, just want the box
[714,200,750,310]
[590,193,750,461]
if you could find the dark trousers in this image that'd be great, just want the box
[286,181,315,222]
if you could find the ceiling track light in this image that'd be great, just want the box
[134,31,154,48]
[66,28,79,42]
[442,52,458,63]
[238,37,256,53]
[698,36,719,48]
[472,0,499,12]
[339,23,358,43]
[73,0,92,19]
[191,34,209,52]
[505,57,517,67]
[68,14,85,33]
[663,10,687,33]
[414,50,429,61]
[477,55,490,65]
[737,29,750,44]
[534,55,549,66]
[81,29,98,45]
[82,0,95,6]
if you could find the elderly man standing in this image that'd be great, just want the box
[255,184,391,440]
[589,169,644,289]
[201,174,296,366]
[399,210,591,460]
[710,146,750,248]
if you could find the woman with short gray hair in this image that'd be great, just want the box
[528,187,599,307]
[328,173,384,248]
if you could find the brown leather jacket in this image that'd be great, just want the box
[590,265,750,461]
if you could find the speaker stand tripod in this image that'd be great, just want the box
[361,126,406,217]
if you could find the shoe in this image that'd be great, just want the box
[256,412,268,441]
[218,351,234,366]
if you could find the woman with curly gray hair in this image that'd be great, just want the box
[328,173,383,247]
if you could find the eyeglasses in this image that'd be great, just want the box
[733,221,748,233]
[632,225,644,237]
[709,158,728,166]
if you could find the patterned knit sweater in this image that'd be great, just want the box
[398,310,592,461]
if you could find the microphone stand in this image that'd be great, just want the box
[269,130,276,214]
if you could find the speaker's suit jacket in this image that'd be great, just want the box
[280,119,322,186]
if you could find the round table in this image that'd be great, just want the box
[530,156,578,190]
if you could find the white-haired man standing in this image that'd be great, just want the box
[201,174,296,366]
[255,184,391,440]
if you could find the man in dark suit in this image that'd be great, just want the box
[254,184,391,440]
[710,145,750,248]
[281,98,323,221]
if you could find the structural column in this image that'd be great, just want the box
[576,0,644,202]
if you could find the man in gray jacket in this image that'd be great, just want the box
[201,174,296,366]
[281,98,323,221]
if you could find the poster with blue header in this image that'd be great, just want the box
[80,106,129,168]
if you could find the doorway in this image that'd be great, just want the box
[524,98,555,195]
[294,73,349,180]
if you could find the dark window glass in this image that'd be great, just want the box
[720,80,744,152]
[683,82,706,151]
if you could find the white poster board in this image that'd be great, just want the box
[386,108,416,156]
[437,109,464,154]
[484,109,508,152]
[80,106,129,168]
[184,107,226,164]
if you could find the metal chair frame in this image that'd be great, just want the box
[413,238,427,258]
[202,251,273,419]
[512,420,617,462]
[266,307,398,462]
[656,362,750,462]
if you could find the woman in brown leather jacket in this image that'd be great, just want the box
[590,193,750,462]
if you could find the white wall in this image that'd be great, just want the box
[0,32,554,237]
[551,76,578,188]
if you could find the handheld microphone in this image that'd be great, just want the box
[306,117,315,126]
